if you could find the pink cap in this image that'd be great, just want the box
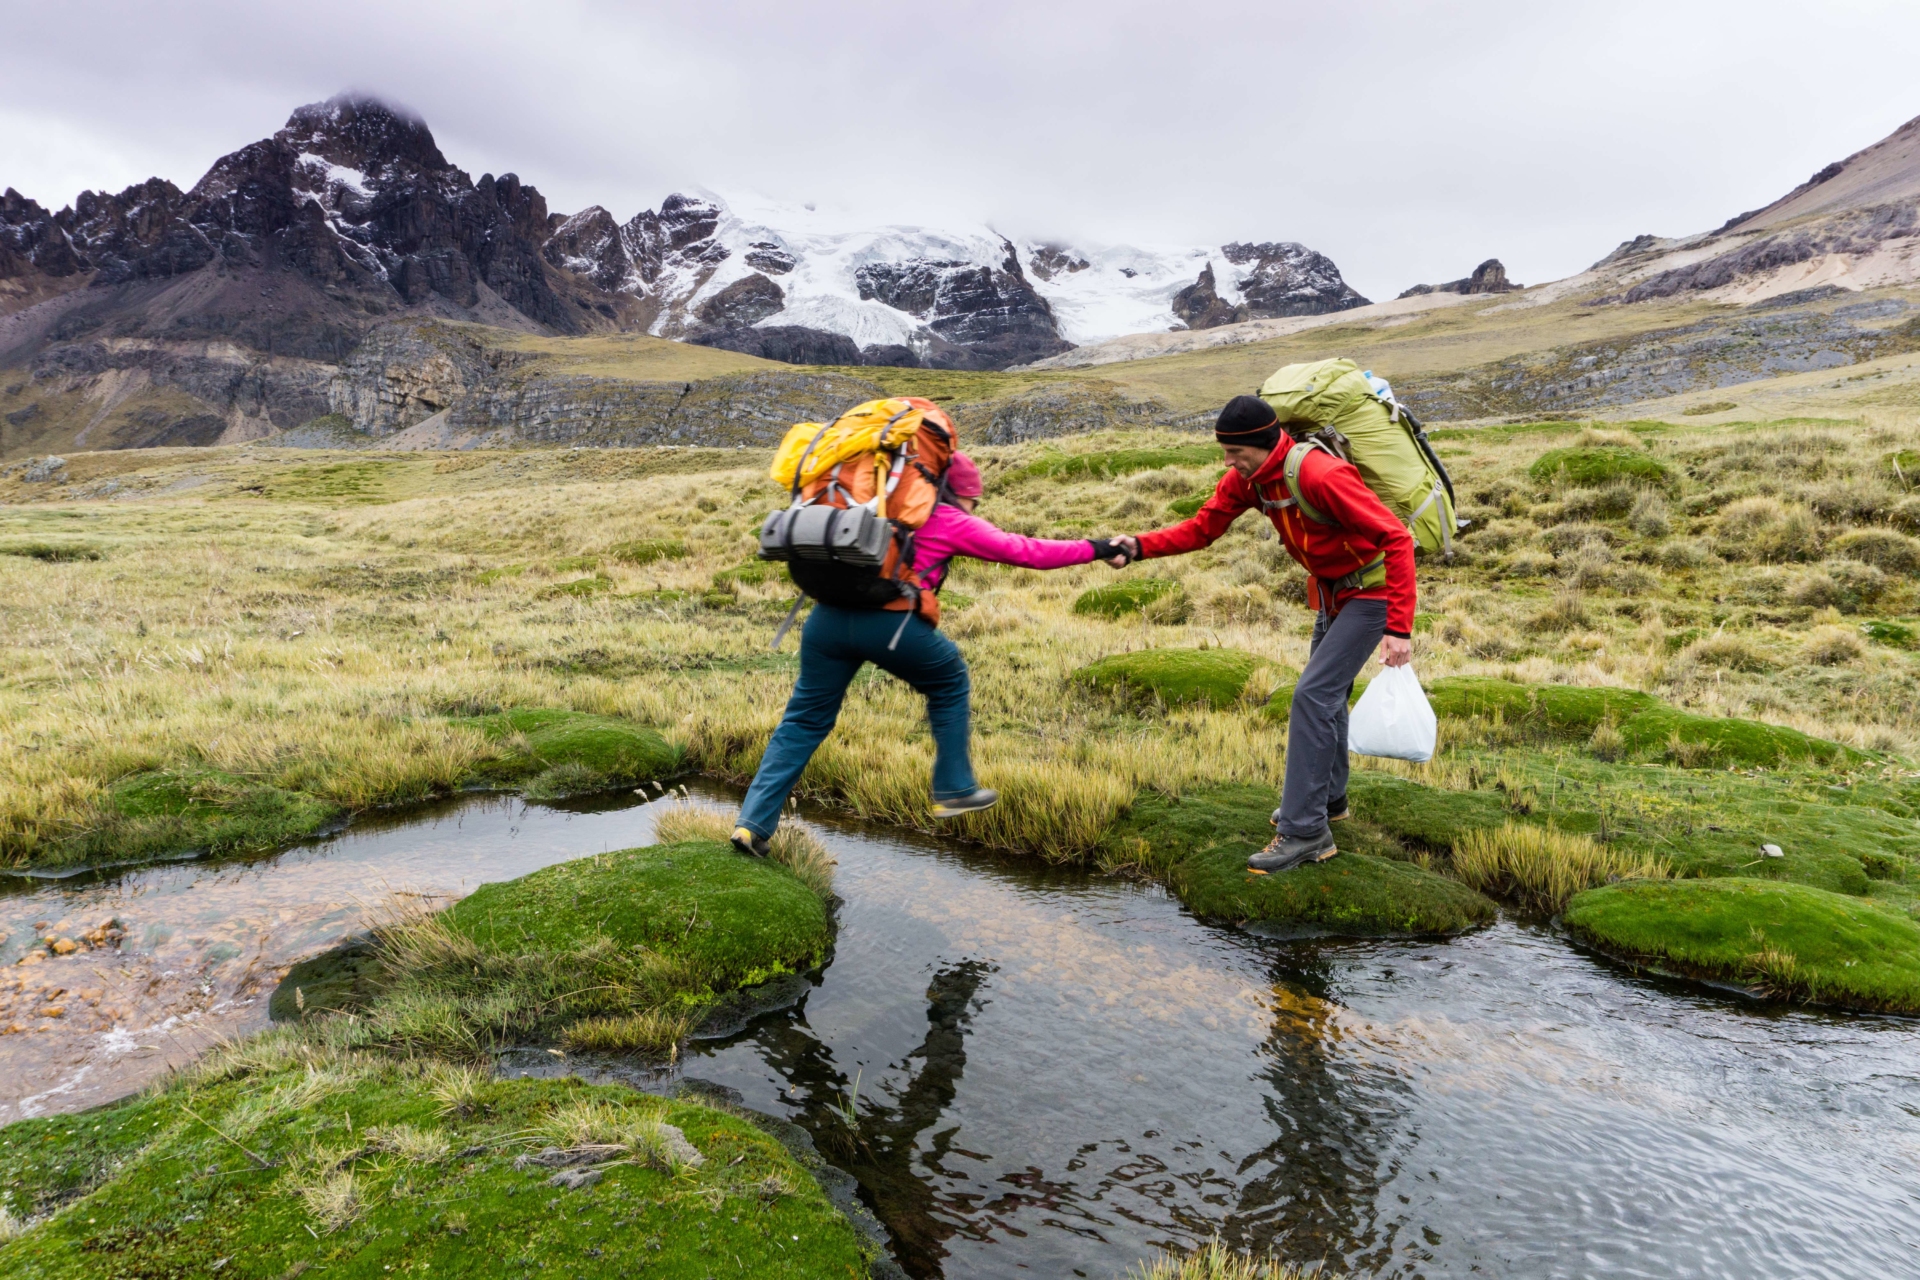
[946,451,983,498]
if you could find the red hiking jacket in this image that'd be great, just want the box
[1135,437,1417,637]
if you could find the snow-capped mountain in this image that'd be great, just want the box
[540,188,1369,368]
[1,93,1369,375]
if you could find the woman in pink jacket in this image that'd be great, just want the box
[731,453,1128,854]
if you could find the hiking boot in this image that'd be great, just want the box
[1248,827,1338,874]
[730,826,770,858]
[931,789,999,819]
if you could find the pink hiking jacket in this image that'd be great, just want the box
[911,502,1093,591]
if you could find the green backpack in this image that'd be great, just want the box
[1258,357,1465,558]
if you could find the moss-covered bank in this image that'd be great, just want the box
[1424,676,1861,768]
[34,709,684,872]
[1565,878,1920,1014]
[1101,784,1497,935]
[0,1054,872,1278]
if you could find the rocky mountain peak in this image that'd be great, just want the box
[280,94,450,178]
[1397,258,1520,299]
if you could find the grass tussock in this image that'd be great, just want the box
[1450,822,1669,913]
[561,1008,701,1057]
[292,1169,361,1233]
[653,797,837,898]
[1131,1238,1342,1280]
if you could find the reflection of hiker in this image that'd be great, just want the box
[732,450,1131,855]
[743,960,993,1274]
[1117,395,1415,873]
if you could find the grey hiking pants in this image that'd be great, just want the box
[1277,598,1388,838]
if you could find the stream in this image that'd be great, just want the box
[4,786,1919,1278]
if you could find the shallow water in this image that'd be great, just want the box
[6,788,1920,1278]
[0,791,671,1119]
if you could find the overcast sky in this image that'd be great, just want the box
[4,0,1918,302]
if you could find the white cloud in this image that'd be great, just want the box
[3,0,1919,301]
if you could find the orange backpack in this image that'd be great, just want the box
[759,397,957,635]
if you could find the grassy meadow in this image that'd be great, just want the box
[4,412,1920,1007]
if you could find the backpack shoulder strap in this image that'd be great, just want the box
[1279,438,1335,525]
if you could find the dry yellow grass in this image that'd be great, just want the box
[652,797,837,898]
[1129,1238,1342,1280]
[1451,823,1670,913]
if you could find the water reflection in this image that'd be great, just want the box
[734,960,996,1276]
[689,816,1920,1280]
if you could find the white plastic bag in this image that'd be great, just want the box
[1346,664,1437,762]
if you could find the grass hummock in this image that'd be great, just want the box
[76,767,345,865]
[1564,878,1920,1013]
[1075,646,1263,710]
[1072,577,1185,619]
[1528,445,1674,491]
[1423,676,1860,767]
[1100,785,1497,936]
[1130,1238,1341,1279]
[464,708,683,800]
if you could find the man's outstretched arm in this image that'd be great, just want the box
[1124,470,1251,560]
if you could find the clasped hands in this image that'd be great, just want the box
[1091,533,1141,569]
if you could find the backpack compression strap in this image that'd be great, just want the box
[1255,437,1334,523]
[1254,439,1388,602]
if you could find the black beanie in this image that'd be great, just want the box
[1214,394,1281,448]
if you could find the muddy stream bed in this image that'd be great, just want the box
[4,786,1918,1278]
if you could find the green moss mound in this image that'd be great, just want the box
[1424,676,1856,767]
[608,537,688,564]
[1103,785,1495,935]
[1862,619,1917,649]
[0,1067,868,1279]
[53,769,343,869]
[1565,878,1920,1013]
[1167,493,1208,517]
[1072,577,1181,618]
[542,573,613,598]
[466,709,682,796]
[711,559,782,590]
[1075,647,1259,709]
[1528,445,1673,491]
[0,540,104,561]
[1010,444,1219,482]
[270,941,380,1021]
[449,841,831,990]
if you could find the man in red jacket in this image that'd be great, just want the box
[1118,395,1415,873]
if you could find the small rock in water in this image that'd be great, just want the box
[49,937,77,955]
[1761,844,1785,858]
